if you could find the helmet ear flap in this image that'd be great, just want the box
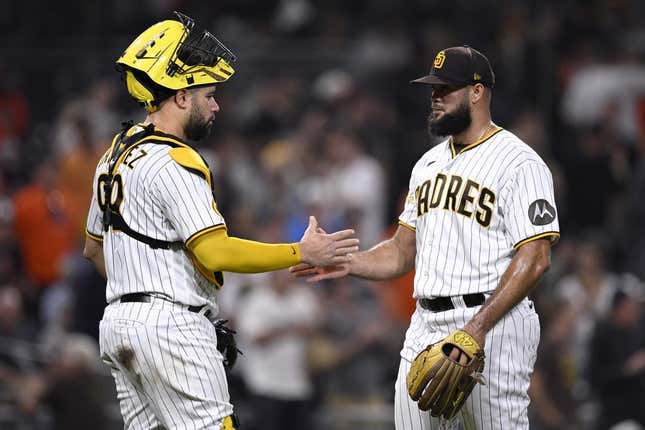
[124,70,159,113]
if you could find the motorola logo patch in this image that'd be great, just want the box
[528,200,556,226]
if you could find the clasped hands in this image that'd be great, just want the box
[297,216,359,270]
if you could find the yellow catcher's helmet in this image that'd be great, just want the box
[116,11,236,112]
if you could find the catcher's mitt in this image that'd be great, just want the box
[214,320,242,370]
[406,329,485,419]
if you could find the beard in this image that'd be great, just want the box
[184,105,213,141]
[428,99,472,137]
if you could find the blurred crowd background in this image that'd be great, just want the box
[1,0,645,429]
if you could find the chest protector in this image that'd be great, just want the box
[101,121,224,288]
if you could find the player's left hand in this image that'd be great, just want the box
[406,329,486,419]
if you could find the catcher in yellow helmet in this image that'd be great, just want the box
[84,10,359,430]
[117,11,235,114]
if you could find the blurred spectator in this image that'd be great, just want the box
[236,270,320,430]
[0,70,29,149]
[308,278,396,430]
[530,287,582,430]
[68,254,107,342]
[52,79,118,157]
[530,347,580,430]
[309,279,391,394]
[348,20,413,78]
[38,269,75,359]
[17,334,113,430]
[12,160,78,322]
[562,62,645,143]
[548,238,640,393]
[312,69,355,106]
[0,174,19,285]
[12,160,76,294]
[83,79,119,145]
[55,118,105,235]
[563,126,625,233]
[0,285,38,372]
[590,290,645,430]
[0,285,40,428]
[621,139,645,279]
[322,128,385,247]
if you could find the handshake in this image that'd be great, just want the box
[294,216,358,281]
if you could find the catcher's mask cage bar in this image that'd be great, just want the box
[166,11,237,78]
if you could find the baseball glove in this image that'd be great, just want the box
[214,320,242,370]
[406,329,485,419]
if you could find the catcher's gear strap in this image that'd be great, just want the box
[101,122,182,249]
[187,227,301,273]
[101,122,224,287]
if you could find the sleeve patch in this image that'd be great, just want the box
[527,199,556,226]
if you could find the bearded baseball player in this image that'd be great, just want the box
[82,12,358,430]
[292,46,560,429]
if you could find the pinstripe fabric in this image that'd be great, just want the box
[86,138,225,308]
[398,129,560,299]
[100,300,232,430]
[395,300,540,430]
[88,127,233,429]
[396,129,553,429]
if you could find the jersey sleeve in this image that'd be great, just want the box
[85,168,104,241]
[499,160,560,249]
[152,160,226,244]
[398,163,420,231]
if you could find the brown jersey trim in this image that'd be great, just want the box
[513,231,560,250]
[450,127,504,158]
[185,223,227,247]
[398,220,417,231]
[85,230,104,242]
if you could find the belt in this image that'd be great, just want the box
[120,293,211,318]
[419,293,485,312]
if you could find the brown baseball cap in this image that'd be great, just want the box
[411,46,495,88]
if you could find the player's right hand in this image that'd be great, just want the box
[289,261,351,282]
[298,216,359,268]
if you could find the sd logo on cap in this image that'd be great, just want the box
[412,45,495,88]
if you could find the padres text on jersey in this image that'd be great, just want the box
[399,128,560,299]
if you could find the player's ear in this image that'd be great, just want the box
[470,83,486,105]
[174,89,191,109]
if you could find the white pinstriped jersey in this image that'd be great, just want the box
[86,127,225,311]
[399,128,560,299]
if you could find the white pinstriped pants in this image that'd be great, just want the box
[99,299,233,430]
[395,299,540,430]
